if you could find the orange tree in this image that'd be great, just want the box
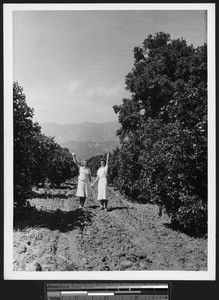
[47,146,76,186]
[14,81,41,207]
[14,82,77,207]
[113,33,207,235]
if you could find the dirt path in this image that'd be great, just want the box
[13,182,207,271]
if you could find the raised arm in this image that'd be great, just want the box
[105,149,110,167]
[72,152,80,169]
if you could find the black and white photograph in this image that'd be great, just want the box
[4,3,215,280]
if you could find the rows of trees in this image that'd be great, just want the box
[14,82,77,208]
[107,32,207,235]
[13,32,207,235]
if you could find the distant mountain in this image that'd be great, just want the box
[40,121,120,143]
[62,140,120,161]
[40,121,121,160]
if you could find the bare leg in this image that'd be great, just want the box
[104,200,108,210]
[100,200,104,209]
[79,197,85,208]
[79,198,82,208]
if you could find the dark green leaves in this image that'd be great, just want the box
[14,82,77,207]
[111,32,207,235]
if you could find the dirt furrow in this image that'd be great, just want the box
[13,183,207,271]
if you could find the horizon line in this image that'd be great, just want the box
[39,120,120,126]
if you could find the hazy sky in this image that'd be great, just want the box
[13,9,207,124]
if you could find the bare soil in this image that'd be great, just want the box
[13,180,207,271]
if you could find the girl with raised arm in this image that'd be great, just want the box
[72,152,92,209]
[91,150,109,211]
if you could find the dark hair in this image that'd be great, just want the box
[99,159,105,165]
[82,160,87,166]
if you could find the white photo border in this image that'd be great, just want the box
[4,3,216,280]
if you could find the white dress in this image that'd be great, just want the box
[76,167,91,197]
[97,166,108,200]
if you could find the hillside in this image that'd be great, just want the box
[40,121,120,159]
[62,140,120,161]
[40,121,120,143]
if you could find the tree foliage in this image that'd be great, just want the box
[14,82,41,207]
[87,155,103,177]
[14,82,77,207]
[113,32,207,235]
[47,146,76,186]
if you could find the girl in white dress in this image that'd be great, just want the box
[91,150,109,211]
[72,153,92,208]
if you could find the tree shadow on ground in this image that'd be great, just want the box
[37,182,77,189]
[163,221,207,239]
[51,183,77,190]
[14,206,93,233]
[87,205,100,209]
[107,206,134,212]
[31,190,73,199]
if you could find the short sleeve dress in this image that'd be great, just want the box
[97,166,108,200]
[76,167,91,197]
